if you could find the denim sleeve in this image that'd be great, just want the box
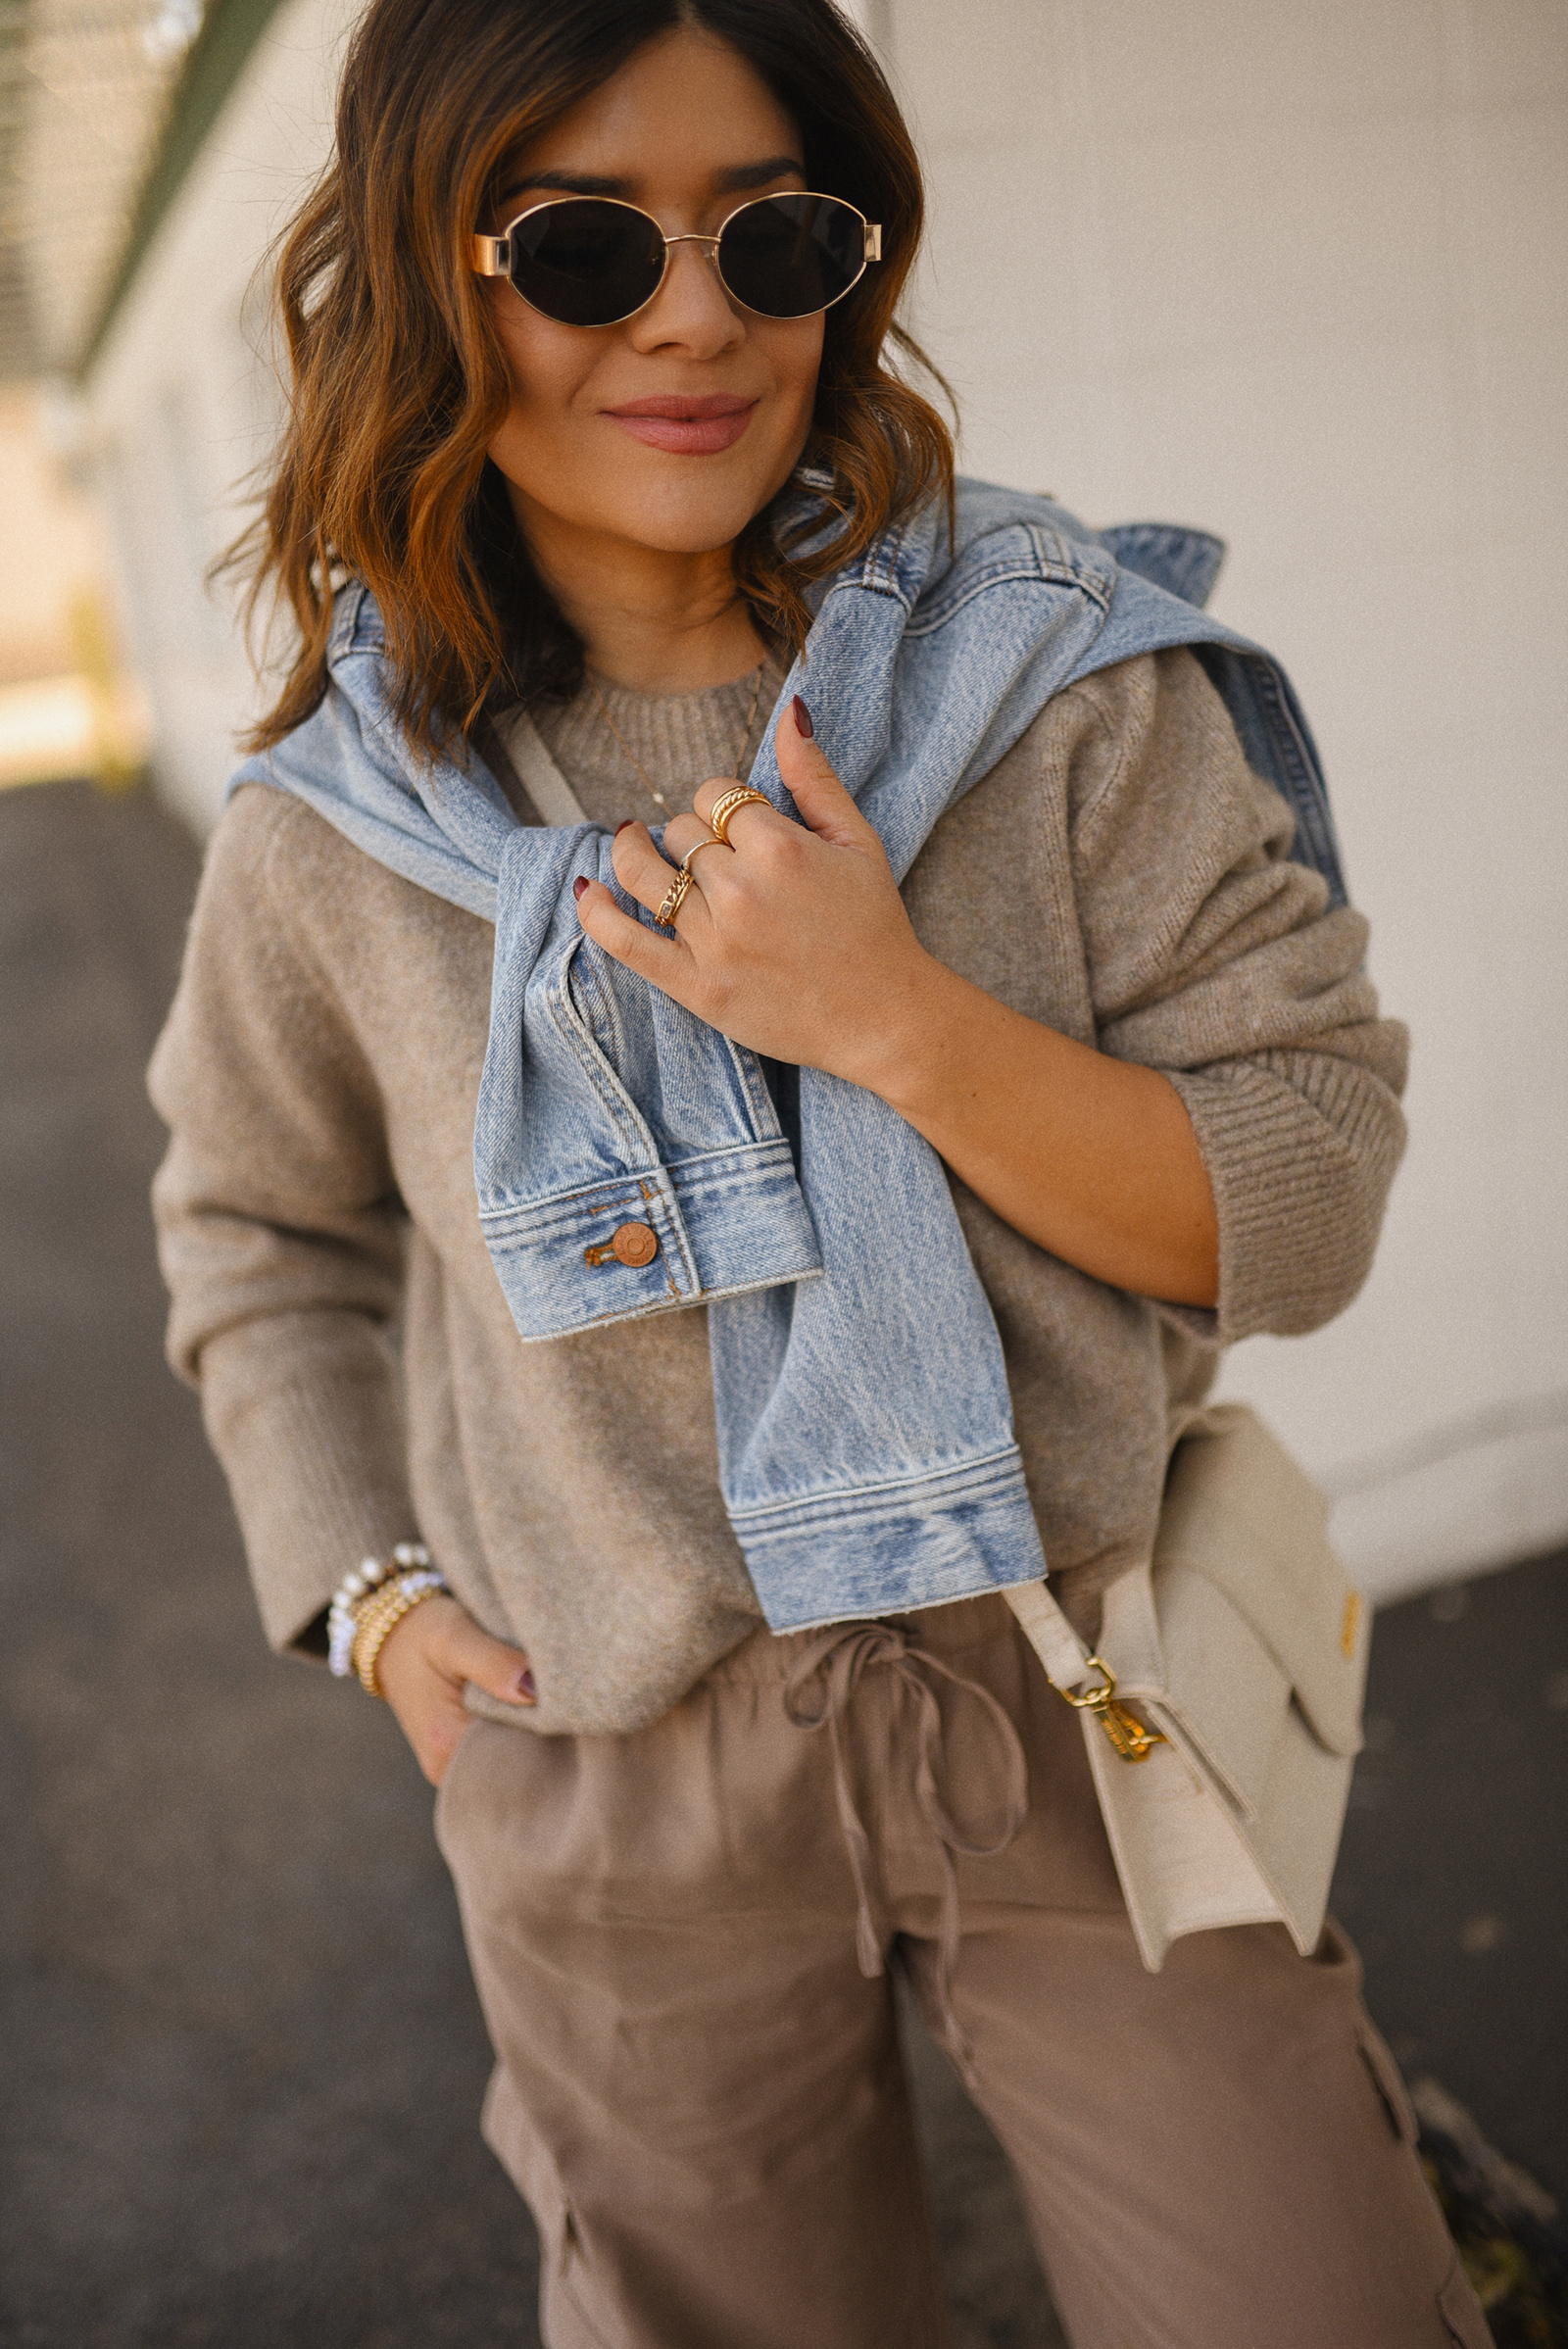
[1067,650,1409,1343]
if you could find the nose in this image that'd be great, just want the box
[627,233,744,358]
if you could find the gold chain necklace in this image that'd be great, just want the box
[586,661,765,818]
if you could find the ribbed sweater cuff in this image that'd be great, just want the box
[198,1311,416,1654]
[1168,1052,1403,1345]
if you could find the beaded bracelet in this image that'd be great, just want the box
[327,1542,432,1678]
[350,1568,449,1698]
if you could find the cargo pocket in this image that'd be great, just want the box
[481,2067,611,2344]
[1351,2037,1497,2346]
[1437,2253,1496,2348]
[535,2184,610,2348]
[1355,2017,1419,2144]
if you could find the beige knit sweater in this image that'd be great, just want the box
[148,648,1407,1735]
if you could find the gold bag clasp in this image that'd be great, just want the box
[1055,1654,1167,1764]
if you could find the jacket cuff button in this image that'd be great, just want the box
[611,1221,659,1267]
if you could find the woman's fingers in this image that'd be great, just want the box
[374,1591,535,1786]
[574,869,697,974]
[588,710,878,960]
[689,775,779,845]
[774,708,880,846]
[574,712,916,1075]
[601,817,736,939]
[607,820,700,918]
[660,812,728,867]
[426,1600,537,1706]
[689,697,879,854]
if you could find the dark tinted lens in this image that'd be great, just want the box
[509,199,666,326]
[717,195,865,318]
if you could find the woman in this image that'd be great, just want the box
[149,1,1491,2342]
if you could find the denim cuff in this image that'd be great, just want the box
[480,1138,822,1341]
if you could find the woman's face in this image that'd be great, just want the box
[481,28,824,567]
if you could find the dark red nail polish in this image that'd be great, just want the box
[792,695,814,739]
[614,819,635,837]
[515,1667,536,1700]
[573,876,589,902]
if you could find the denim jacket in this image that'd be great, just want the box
[234,479,1346,1632]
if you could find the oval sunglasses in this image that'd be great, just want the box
[471,190,881,327]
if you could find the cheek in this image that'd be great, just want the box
[764,317,826,432]
[488,309,595,459]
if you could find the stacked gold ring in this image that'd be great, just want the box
[655,833,730,928]
[707,786,771,846]
[655,867,694,928]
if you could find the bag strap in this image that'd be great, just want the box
[1004,1583,1167,1765]
[1004,1580,1090,1684]
[474,705,591,830]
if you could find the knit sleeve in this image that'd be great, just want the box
[1065,648,1409,1342]
[147,786,417,1654]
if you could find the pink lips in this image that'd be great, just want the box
[604,394,758,455]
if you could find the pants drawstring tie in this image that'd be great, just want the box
[783,1622,1028,2078]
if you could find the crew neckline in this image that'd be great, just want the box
[583,656,784,713]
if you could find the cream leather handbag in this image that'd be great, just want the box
[1005,1403,1369,1972]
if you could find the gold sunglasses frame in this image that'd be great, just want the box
[470,190,882,325]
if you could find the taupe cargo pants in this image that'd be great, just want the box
[435,1593,1492,2349]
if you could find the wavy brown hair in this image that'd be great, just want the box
[237,0,955,759]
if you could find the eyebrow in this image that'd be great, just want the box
[499,155,806,206]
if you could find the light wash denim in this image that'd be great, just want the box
[234,479,1346,1631]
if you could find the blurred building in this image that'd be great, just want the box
[4,0,1564,1604]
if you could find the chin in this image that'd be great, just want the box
[615,476,784,555]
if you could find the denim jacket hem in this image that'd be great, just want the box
[730,1444,1050,1630]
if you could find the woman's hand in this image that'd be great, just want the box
[574,696,1220,1308]
[577,695,938,1091]
[374,1592,536,1786]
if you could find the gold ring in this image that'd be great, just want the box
[707,786,771,847]
[655,866,694,927]
[680,832,727,877]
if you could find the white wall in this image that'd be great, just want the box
[879,0,1568,1600]
[84,0,353,837]
[86,0,1568,1601]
